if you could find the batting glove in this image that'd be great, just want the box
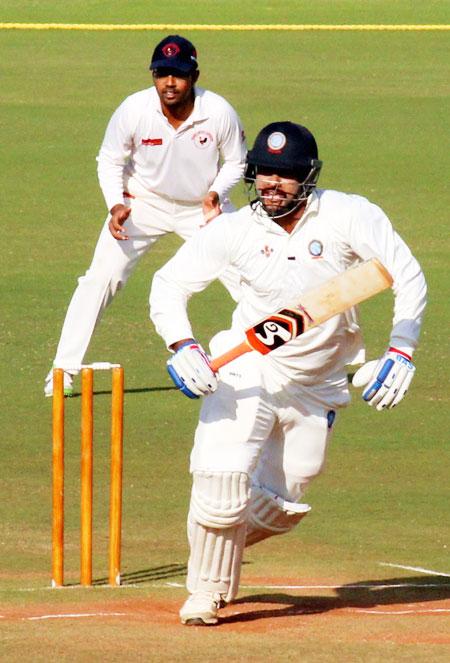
[352,347,415,411]
[167,341,218,399]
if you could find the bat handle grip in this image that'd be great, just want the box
[210,341,252,372]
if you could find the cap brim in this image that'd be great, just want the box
[150,59,196,73]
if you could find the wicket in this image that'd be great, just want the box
[52,364,124,587]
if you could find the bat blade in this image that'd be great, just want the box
[244,308,308,354]
[210,258,392,372]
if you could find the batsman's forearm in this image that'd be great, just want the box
[170,338,196,352]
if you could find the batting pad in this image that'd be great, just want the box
[186,471,250,602]
[245,484,311,547]
[189,471,250,528]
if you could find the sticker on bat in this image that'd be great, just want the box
[245,309,306,354]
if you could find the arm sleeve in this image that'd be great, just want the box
[149,218,233,348]
[96,98,135,211]
[209,104,246,201]
[348,197,427,356]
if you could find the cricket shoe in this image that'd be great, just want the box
[179,591,222,626]
[44,368,74,398]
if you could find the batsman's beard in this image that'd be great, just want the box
[257,181,305,219]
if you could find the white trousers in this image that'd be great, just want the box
[53,191,238,369]
[191,331,344,503]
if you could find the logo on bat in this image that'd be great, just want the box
[245,309,306,354]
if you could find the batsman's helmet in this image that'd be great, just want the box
[245,121,322,218]
[245,121,322,183]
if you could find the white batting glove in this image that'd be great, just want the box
[167,341,218,399]
[352,347,415,411]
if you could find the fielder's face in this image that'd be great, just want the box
[255,170,301,216]
[152,67,198,109]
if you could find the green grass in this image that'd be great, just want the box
[1,0,449,24]
[1,2,449,660]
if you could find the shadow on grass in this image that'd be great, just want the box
[220,576,450,624]
[67,375,358,398]
[69,386,177,398]
[91,561,252,586]
[92,563,187,586]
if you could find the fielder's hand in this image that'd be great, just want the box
[352,347,415,410]
[167,340,218,399]
[202,191,221,225]
[108,204,131,240]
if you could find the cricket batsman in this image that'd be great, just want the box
[149,121,427,625]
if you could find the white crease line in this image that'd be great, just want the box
[6,578,450,593]
[5,584,143,592]
[379,562,450,577]
[350,608,450,615]
[26,612,127,621]
[15,607,450,622]
[165,581,449,590]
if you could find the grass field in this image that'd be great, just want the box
[1,1,449,660]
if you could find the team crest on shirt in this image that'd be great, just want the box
[260,245,274,258]
[192,131,214,149]
[308,240,323,258]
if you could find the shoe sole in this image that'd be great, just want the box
[181,616,218,626]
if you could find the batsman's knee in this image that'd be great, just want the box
[189,471,250,528]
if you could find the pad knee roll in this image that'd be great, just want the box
[245,484,311,547]
[190,471,250,528]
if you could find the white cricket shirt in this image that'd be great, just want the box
[150,189,427,384]
[97,86,246,210]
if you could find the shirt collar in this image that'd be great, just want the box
[251,189,321,234]
[188,87,209,123]
[152,85,208,125]
[306,188,320,215]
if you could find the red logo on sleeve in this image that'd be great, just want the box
[142,138,163,146]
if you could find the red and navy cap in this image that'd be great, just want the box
[150,35,198,74]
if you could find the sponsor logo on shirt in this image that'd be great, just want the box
[192,131,214,149]
[308,239,323,258]
[141,138,163,146]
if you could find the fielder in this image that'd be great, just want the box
[149,121,427,625]
[45,34,246,396]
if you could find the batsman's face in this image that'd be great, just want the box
[255,170,301,214]
[152,68,198,108]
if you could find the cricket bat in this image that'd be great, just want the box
[210,258,392,372]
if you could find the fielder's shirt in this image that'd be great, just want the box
[150,190,427,386]
[97,86,246,210]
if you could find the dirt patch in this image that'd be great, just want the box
[2,577,449,646]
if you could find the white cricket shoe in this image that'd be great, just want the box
[179,591,222,626]
[44,368,74,398]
